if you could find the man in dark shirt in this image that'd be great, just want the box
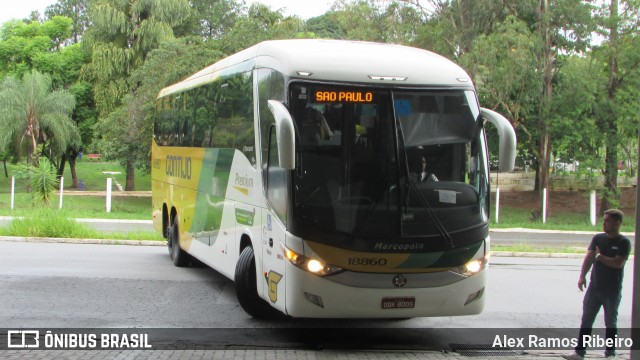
[563,209,631,360]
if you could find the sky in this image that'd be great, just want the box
[0,0,334,25]
[0,0,54,24]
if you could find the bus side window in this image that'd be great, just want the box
[266,125,287,225]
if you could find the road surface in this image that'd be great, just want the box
[0,240,634,352]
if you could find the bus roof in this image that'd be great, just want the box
[158,39,473,98]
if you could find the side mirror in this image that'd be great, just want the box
[481,108,516,172]
[267,100,296,170]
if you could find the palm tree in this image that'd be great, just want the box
[83,0,190,191]
[0,70,78,169]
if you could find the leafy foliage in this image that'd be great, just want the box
[1,0,638,200]
[175,0,243,39]
[13,156,59,206]
[45,0,91,44]
[0,70,78,167]
[82,0,191,189]
[83,0,191,116]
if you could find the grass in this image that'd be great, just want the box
[0,160,152,219]
[0,193,152,219]
[0,159,151,194]
[491,244,634,255]
[491,244,583,254]
[59,159,151,192]
[0,161,158,238]
[0,208,163,240]
[491,207,636,233]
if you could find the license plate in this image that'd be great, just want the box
[381,297,415,309]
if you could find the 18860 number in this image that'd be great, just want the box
[348,257,388,266]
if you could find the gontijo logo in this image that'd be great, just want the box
[166,155,192,180]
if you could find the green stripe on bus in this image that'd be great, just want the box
[190,149,234,241]
[396,241,483,269]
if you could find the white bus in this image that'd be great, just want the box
[152,39,516,318]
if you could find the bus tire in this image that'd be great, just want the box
[168,220,189,267]
[234,246,278,318]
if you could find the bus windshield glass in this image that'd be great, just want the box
[289,84,488,246]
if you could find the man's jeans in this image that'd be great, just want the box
[575,285,622,357]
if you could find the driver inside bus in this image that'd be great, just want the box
[414,154,438,182]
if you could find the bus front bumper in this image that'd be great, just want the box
[283,262,487,318]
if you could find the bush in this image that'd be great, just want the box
[14,157,59,206]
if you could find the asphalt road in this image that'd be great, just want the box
[0,240,635,352]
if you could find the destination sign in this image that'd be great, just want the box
[313,90,374,103]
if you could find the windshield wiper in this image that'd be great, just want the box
[401,144,453,248]
[404,177,454,249]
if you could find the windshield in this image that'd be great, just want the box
[288,84,488,249]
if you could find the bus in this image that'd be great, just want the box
[152,39,516,318]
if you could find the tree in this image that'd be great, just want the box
[327,0,423,44]
[33,42,95,185]
[1,150,10,178]
[593,0,640,212]
[533,0,592,201]
[410,0,527,60]
[550,55,602,173]
[0,17,73,79]
[460,15,541,169]
[0,70,78,174]
[65,80,97,187]
[305,12,347,39]
[41,1,95,186]
[175,0,243,40]
[330,0,387,42]
[97,38,223,191]
[0,16,89,186]
[83,0,190,190]
[45,0,91,44]
[83,0,190,116]
[220,3,306,53]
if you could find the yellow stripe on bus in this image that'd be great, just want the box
[304,241,451,273]
[152,141,206,251]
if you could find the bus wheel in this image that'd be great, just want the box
[165,222,172,253]
[234,246,280,319]
[168,220,189,267]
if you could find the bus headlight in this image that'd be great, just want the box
[283,246,343,276]
[465,259,482,273]
[307,259,324,273]
[457,256,488,276]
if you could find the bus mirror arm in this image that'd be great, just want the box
[267,100,296,170]
[480,108,517,173]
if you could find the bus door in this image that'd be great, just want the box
[260,123,289,313]
[261,210,287,313]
